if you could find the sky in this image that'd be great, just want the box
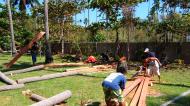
[0,0,154,26]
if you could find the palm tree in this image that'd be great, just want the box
[44,0,53,63]
[7,0,16,56]
[13,0,40,12]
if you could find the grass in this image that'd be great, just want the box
[0,53,190,106]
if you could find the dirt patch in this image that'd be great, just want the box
[147,87,165,97]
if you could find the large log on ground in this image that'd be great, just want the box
[0,71,17,85]
[4,65,45,75]
[45,63,85,68]
[31,90,72,106]
[5,32,45,68]
[130,77,145,106]
[0,84,24,92]
[123,77,143,97]
[138,77,150,106]
[17,71,79,84]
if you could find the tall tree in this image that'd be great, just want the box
[7,0,16,56]
[44,0,53,63]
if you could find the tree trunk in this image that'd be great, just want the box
[0,84,24,92]
[4,65,45,75]
[114,29,120,58]
[0,71,17,85]
[44,0,53,64]
[61,20,64,55]
[7,0,16,56]
[17,71,79,84]
[31,90,72,106]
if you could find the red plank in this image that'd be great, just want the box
[5,32,45,68]
[138,77,150,106]
[123,77,143,97]
[130,77,145,106]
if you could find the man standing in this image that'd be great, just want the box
[31,42,38,65]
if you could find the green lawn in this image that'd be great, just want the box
[0,53,190,106]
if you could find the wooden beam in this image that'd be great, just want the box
[130,77,145,106]
[4,65,45,75]
[0,84,24,92]
[0,71,17,85]
[45,63,85,68]
[17,71,79,84]
[31,90,72,106]
[138,77,150,106]
[5,32,45,68]
[123,77,143,97]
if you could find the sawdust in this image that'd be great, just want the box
[0,96,11,105]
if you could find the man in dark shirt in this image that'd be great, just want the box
[31,42,38,65]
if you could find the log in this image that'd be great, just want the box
[31,90,72,106]
[17,71,79,84]
[0,71,17,85]
[45,63,85,68]
[22,90,46,102]
[130,78,145,106]
[4,65,45,75]
[5,32,45,68]
[123,77,143,97]
[0,84,24,92]
[138,77,150,106]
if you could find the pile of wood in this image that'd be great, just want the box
[123,76,150,106]
[23,89,71,106]
[0,71,24,92]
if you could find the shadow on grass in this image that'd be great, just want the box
[174,95,190,106]
[87,101,101,106]
[1,62,32,72]
[77,73,106,79]
[154,82,190,88]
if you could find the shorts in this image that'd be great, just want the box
[103,87,124,102]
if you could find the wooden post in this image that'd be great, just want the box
[31,90,72,106]
[0,84,24,92]
[17,71,79,84]
[0,71,17,85]
[5,32,45,68]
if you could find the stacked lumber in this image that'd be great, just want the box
[123,77,150,106]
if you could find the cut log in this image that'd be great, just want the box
[31,90,72,106]
[4,65,45,75]
[130,77,145,106]
[0,71,17,85]
[123,77,143,97]
[138,77,150,106]
[17,71,79,84]
[22,90,46,102]
[5,32,45,68]
[45,63,85,68]
[0,84,24,92]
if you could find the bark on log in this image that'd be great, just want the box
[0,84,24,92]
[138,77,150,106]
[5,32,45,68]
[31,90,72,106]
[123,77,143,97]
[0,71,17,85]
[130,78,145,106]
[17,71,79,84]
[4,65,45,75]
